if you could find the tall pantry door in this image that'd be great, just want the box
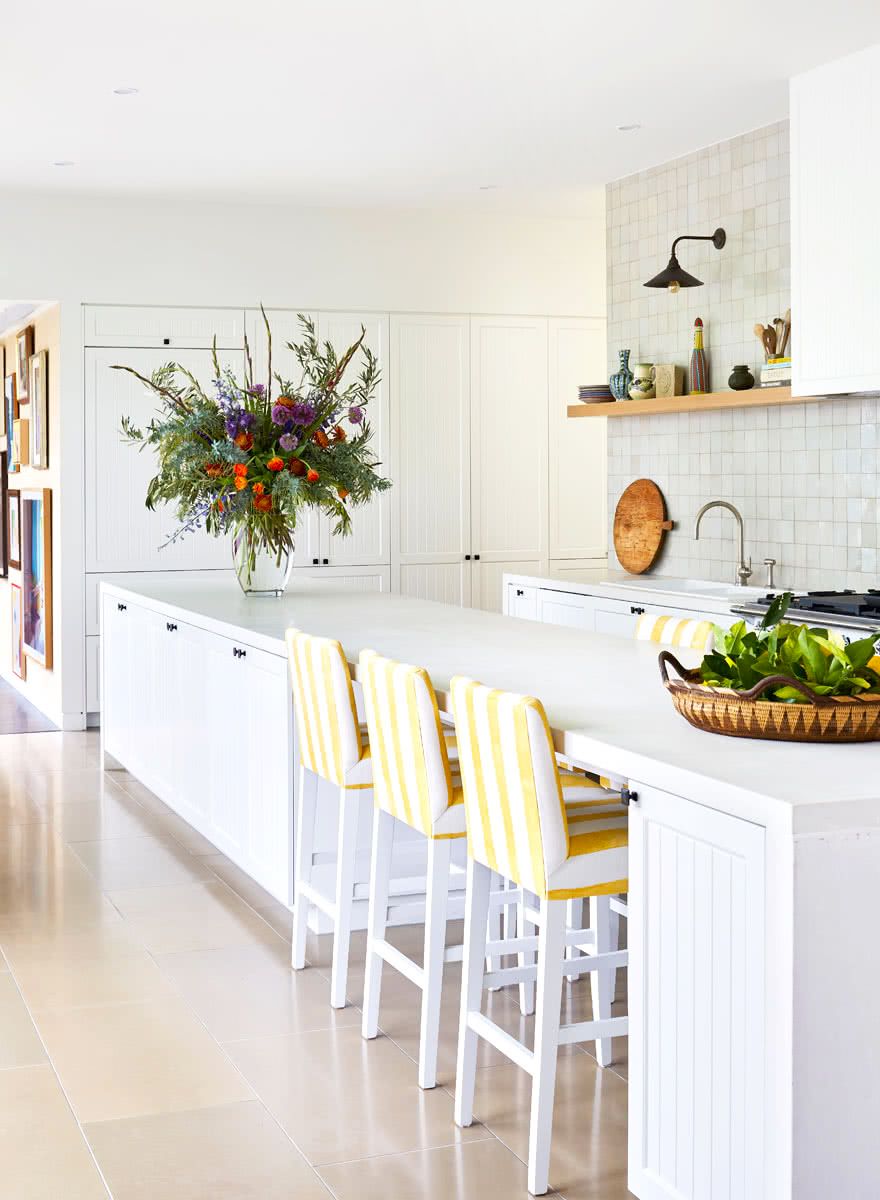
[391,314,472,607]
[470,316,548,611]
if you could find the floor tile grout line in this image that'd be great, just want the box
[313,1132,502,1171]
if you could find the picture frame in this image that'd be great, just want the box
[5,375,18,469]
[16,325,34,403]
[10,581,26,681]
[28,350,48,469]
[0,452,7,579]
[21,488,52,669]
[0,346,5,439]
[8,488,20,570]
[12,418,29,468]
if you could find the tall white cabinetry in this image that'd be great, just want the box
[791,45,880,396]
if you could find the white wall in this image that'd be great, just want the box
[0,192,606,727]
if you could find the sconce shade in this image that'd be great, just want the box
[643,254,705,289]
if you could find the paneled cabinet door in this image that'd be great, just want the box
[203,634,250,862]
[470,316,549,607]
[391,314,471,606]
[628,785,766,1200]
[536,588,593,630]
[83,306,247,349]
[100,593,134,765]
[548,317,607,559]
[791,49,880,396]
[85,348,242,573]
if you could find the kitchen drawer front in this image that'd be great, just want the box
[506,582,539,621]
[83,305,247,348]
[537,587,593,630]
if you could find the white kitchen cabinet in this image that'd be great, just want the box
[391,314,472,606]
[506,581,539,621]
[100,593,136,767]
[791,46,880,396]
[628,784,765,1199]
[471,316,549,603]
[548,558,609,585]
[84,305,247,349]
[85,347,241,573]
[548,318,607,559]
[537,587,593,630]
[295,565,391,593]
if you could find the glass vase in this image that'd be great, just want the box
[231,531,292,597]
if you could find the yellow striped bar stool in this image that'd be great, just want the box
[358,649,467,1090]
[450,676,629,1197]
[286,628,374,1010]
[633,610,716,651]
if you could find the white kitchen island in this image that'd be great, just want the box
[100,574,880,1200]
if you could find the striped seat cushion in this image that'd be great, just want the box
[634,612,715,651]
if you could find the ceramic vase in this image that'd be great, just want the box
[609,349,634,401]
[628,363,656,401]
[728,364,754,391]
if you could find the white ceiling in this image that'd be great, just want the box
[4,0,880,214]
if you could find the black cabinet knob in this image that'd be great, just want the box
[312,558,319,565]
[630,605,645,615]
[474,554,481,561]
[516,589,524,597]
[166,622,177,633]
[117,602,127,612]
[322,559,329,566]
[232,647,247,659]
[464,554,471,561]
[163,337,170,346]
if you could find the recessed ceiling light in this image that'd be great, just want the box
[113,86,139,95]
[616,123,641,133]
[52,160,75,167]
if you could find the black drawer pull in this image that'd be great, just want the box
[464,554,471,561]
[322,558,329,566]
[474,554,481,561]
[117,602,127,612]
[516,589,524,597]
[620,787,639,807]
[312,558,319,565]
[630,605,645,615]
[166,622,178,632]
[232,647,247,659]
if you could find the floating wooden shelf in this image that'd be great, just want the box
[567,386,821,418]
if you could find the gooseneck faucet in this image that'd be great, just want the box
[694,500,753,586]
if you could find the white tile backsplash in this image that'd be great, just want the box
[605,120,880,591]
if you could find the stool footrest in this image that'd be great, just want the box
[298,881,336,919]
[370,938,425,988]
[557,1016,629,1046]
[467,1012,535,1074]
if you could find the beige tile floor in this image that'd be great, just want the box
[0,730,633,1199]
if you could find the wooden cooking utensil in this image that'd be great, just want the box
[779,307,791,357]
[762,327,776,358]
[613,479,675,575]
[774,318,785,353]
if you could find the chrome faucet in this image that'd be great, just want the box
[694,500,753,586]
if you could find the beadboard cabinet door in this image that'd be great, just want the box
[85,348,240,573]
[791,46,880,395]
[392,314,472,607]
[628,785,766,1200]
[470,316,549,607]
[83,305,246,349]
[548,317,607,559]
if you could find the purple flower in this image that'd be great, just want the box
[240,411,256,429]
[249,383,265,397]
[290,401,317,425]
[348,406,364,425]
[279,432,298,453]
[271,402,293,426]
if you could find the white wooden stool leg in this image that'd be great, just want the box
[486,871,503,990]
[608,895,621,1004]
[528,899,566,1197]
[330,787,360,1010]
[565,898,584,974]
[362,807,394,1040]
[291,764,316,970]
[590,894,615,1066]
[418,836,451,1089]
[518,892,536,1017]
[454,858,491,1128]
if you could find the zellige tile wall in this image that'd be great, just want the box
[605,120,880,591]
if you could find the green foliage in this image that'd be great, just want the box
[114,314,392,558]
[700,592,880,703]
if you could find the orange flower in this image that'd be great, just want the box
[216,500,224,513]
[234,431,253,451]
[307,468,320,483]
[332,425,347,443]
[267,456,284,472]
[205,462,222,478]
[337,487,349,500]
[313,429,330,449]
[234,476,248,491]
[252,481,265,496]
[233,463,248,477]
[276,395,293,407]
[288,457,306,477]
[253,494,273,513]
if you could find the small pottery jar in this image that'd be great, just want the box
[728,364,755,391]
[628,363,656,401]
[609,349,634,400]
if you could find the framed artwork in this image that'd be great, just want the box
[0,346,4,438]
[10,582,26,681]
[0,453,7,579]
[12,418,28,468]
[5,375,18,469]
[28,351,48,469]
[16,326,34,403]
[8,488,20,570]
[21,489,52,669]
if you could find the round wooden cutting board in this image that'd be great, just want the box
[613,479,674,574]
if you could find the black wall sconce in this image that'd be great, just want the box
[643,227,726,292]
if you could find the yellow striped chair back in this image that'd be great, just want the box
[286,629,365,787]
[450,676,572,898]
[359,650,463,839]
[634,612,715,651]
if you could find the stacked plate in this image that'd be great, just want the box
[577,383,614,404]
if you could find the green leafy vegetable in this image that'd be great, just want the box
[700,592,880,703]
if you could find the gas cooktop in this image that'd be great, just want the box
[732,590,880,632]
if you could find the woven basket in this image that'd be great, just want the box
[659,651,880,743]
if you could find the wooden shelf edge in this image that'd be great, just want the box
[567,386,821,418]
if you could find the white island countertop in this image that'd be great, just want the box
[104,575,880,834]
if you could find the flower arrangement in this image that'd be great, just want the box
[117,312,391,589]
